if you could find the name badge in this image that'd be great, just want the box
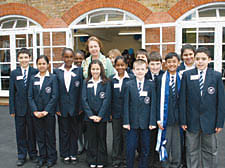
[16,76,23,80]
[71,72,76,77]
[87,83,94,88]
[190,75,199,80]
[114,83,120,88]
[34,81,40,85]
[140,91,147,97]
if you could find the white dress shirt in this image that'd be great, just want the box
[89,78,102,96]
[113,71,130,92]
[35,71,50,89]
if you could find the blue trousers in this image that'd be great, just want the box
[126,128,150,168]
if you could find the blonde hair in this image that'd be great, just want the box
[86,36,103,52]
[107,49,121,58]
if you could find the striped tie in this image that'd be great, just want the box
[138,82,142,95]
[171,76,175,96]
[199,71,204,95]
[23,69,27,86]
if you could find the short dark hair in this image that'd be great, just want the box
[165,52,180,61]
[181,44,196,59]
[114,55,127,65]
[62,47,75,57]
[17,48,31,58]
[36,55,49,64]
[149,51,162,63]
[195,47,211,58]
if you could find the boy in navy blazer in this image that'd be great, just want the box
[9,48,38,166]
[179,47,225,168]
[54,48,83,164]
[123,59,156,168]
[156,52,182,168]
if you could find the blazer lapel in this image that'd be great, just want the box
[192,68,201,97]
[40,76,49,94]
[202,69,211,98]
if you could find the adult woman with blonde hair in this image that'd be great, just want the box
[82,36,115,78]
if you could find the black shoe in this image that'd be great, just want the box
[30,157,39,163]
[46,162,56,168]
[36,161,45,168]
[17,159,26,166]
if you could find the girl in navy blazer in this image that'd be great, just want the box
[82,59,111,168]
[28,55,58,168]
[110,56,133,168]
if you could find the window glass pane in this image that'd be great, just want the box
[183,12,196,21]
[16,19,27,28]
[199,28,214,43]
[77,18,86,25]
[0,36,10,48]
[16,34,26,48]
[222,27,225,43]
[28,34,33,47]
[162,27,175,42]
[0,49,10,62]
[1,78,10,90]
[43,32,50,46]
[0,64,10,76]
[36,33,40,46]
[52,32,66,46]
[146,28,160,43]
[162,44,175,60]
[219,9,225,17]
[199,9,216,17]
[53,47,64,61]
[222,45,225,60]
[29,21,36,27]
[90,14,105,23]
[146,45,160,54]
[108,13,123,21]
[182,28,196,43]
[2,20,14,29]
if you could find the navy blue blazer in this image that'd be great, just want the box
[28,73,58,116]
[177,62,186,72]
[9,67,38,116]
[110,73,134,119]
[179,68,225,134]
[54,66,83,117]
[82,79,111,122]
[123,77,156,129]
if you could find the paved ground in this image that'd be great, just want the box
[0,105,225,168]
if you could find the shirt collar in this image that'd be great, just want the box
[59,64,77,71]
[21,66,29,72]
[113,71,130,80]
[35,71,50,78]
[198,68,207,75]
[89,77,102,83]
[136,77,145,84]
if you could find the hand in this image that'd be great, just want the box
[10,114,15,117]
[34,111,41,118]
[95,116,102,123]
[78,111,83,115]
[182,125,187,131]
[157,122,164,130]
[89,115,97,121]
[215,128,222,133]
[123,124,130,130]
[56,112,61,116]
[42,111,48,116]
[149,125,156,130]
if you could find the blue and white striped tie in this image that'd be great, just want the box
[138,82,141,96]
[199,71,204,95]
[23,69,27,86]
[171,76,175,96]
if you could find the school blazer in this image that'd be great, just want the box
[110,73,134,119]
[123,78,157,129]
[28,73,58,116]
[177,62,186,72]
[82,80,111,122]
[9,67,38,116]
[179,68,225,134]
[54,67,83,117]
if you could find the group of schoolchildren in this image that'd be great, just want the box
[9,43,225,168]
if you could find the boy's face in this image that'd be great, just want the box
[149,61,161,74]
[195,52,211,70]
[165,56,179,74]
[182,49,195,66]
[74,53,84,67]
[133,63,148,80]
[136,54,148,64]
[18,53,30,69]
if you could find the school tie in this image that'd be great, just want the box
[171,76,175,96]
[138,82,142,95]
[23,69,27,86]
[199,71,204,95]
[154,74,157,81]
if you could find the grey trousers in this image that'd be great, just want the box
[162,124,181,168]
[186,130,217,168]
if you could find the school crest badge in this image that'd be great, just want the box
[75,81,80,87]
[45,87,51,93]
[208,87,215,95]
[99,92,105,99]
[144,96,150,104]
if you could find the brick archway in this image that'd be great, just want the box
[168,0,225,20]
[0,3,49,27]
[62,0,152,25]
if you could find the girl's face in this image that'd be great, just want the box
[74,53,84,67]
[182,49,195,66]
[91,63,101,80]
[63,50,74,68]
[37,58,49,73]
[88,40,100,57]
[115,59,127,76]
